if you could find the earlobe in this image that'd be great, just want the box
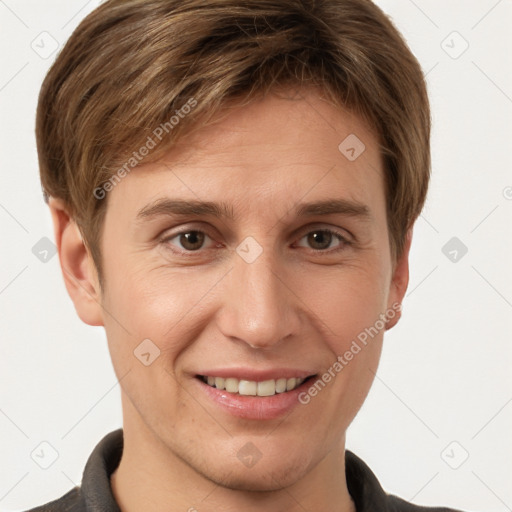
[48,197,104,326]
[386,228,412,330]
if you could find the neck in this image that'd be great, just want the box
[111,396,356,512]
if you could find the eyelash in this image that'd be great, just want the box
[159,227,352,256]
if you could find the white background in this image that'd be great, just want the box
[0,1,511,511]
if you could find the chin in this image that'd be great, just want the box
[196,451,313,492]
[205,468,298,492]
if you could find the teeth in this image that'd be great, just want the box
[225,378,238,393]
[257,379,275,396]
[202,376,306,396]
[214,377,225,390]
[239,380,257,395]
[275,378,287,393]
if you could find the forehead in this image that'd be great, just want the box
[107,87,385,220]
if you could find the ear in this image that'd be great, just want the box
[385,228,413,330]
[48,197,104,326]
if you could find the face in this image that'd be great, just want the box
[89,87,408,491]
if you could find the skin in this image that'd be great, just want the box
[50,86,411,512]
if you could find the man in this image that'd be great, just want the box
[28,0,464,510]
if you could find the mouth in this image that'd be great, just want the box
[193,371,319,420]
[196,375,316,396]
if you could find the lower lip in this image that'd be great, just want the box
[194,377,314,420]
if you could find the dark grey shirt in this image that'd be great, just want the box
[24,429,463,511]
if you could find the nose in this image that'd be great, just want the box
[216,247,301,350]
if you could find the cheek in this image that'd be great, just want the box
[101,261,227,359]
[296,261,391,351]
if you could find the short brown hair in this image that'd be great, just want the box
[36,0,430,286]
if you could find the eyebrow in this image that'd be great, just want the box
[136,198,371,222]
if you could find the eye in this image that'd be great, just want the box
[295,229,349,252]
[162,230,215,252]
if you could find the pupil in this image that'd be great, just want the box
[181,231,204,250]
[309,231,331,250]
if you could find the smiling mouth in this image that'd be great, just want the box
[197,375,316,397]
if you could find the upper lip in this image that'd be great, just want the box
[195,368,317,381]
